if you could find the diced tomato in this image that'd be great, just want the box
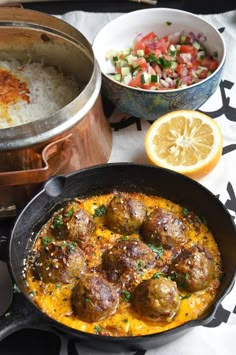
[180,35,192,44]
[115,66,122,74]
[150,49,161,58]
[107,30,219,91]
[201,58,219,71]
[176,55,184,64]
[180,45,198,57]
[163,68,174,77]
[133,40,145,54]
[155,37,170,54]
[133,57,147,69]
[198,68,208,79]
[208,61,219,71]
[129,71,143,87]
[153,63,162,76]
[176,64,183,76]
[141,32,157,43]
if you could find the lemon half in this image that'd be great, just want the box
[145,110,223,179]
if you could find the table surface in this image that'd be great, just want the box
[0,1,235,354]
[20,0,236,15]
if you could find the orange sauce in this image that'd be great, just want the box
[0,67,29,124]
[26,192,222,337]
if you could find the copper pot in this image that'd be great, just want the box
[0,8,112,217]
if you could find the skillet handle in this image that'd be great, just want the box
[0,291,50,341]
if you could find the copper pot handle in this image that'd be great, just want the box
[0,3,23,8]
[0,134,72,187]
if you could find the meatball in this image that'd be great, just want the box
[71,274,119,322]
[102,240,156,282]
[106,194,146,234]
[169,245,215,291]
[33,241,86,283]
[50,204,95,245]
[133,277,180,322]
[141,208,187,248]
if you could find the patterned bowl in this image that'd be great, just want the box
[92,8,226,120]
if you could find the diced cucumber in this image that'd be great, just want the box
[176,44,181,51]
[151,74,158,83]
[168,44,176,57]
[196,66,207,75]
[105,49,118,60]
[114,74,122,81]
[170,61,177,70]
[141,72,150,84]
[137,49,145,57]
[192,41,201,50]
[180,35,187,44]
[122,48,131,56]
[197,51,205,60]
[116,59,128,68]
[126,54,138,65]
[122,73,132,85]
[121,67,131,76]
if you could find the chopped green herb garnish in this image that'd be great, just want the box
[51,215,63,230]
[137,260,142,270]
[213,51,218,58]
[152,271,164,279]
[168,271,178,281]
[148,244,165,258]
[42,236,52,245]
[55,283,61,289]
[122,290,131,302]
[64,207,74,218]
[168,49,176,57]
[84,297,91,303]
[182,207,189,217]
[65,241,77,252]
[166,21,172,26]
[122,318,129,323]
[94,325,101,333]
[93,204,106,217]
[156,56,172,69]
[146,53,159,65]
[196,216,202,224]
[181,294,191,300]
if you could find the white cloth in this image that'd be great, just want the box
[56,10,236,355]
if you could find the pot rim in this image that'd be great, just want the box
[0,10,101,150]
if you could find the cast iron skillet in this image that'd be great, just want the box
[0,163,236,352]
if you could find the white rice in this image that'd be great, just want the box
[0,59,81,129]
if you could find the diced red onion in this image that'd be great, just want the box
[148,41,159,50]
[160,79,169,88]
[168,31,182,44]
[134,33,143,43]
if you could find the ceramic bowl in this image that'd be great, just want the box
[92,8,226,120]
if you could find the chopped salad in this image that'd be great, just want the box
[106,31,219,90]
